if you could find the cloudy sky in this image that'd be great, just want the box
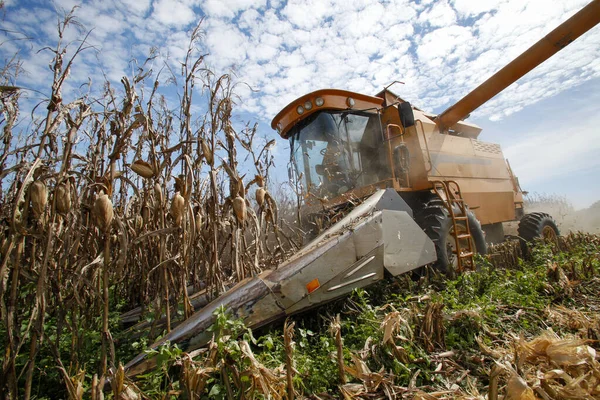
[2,0,600,208]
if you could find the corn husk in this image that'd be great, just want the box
[233,195,246,223]
[201,139,213,165]
[255,174,265,188]
[29,180,48,219]
[545,339,595,366]
[506,374,536,400]
[130,160,155,179]
[135,215,143,230]
[93,192,114,232]
[141,204,150,224]
[256,187,266,207]
[174,176,185,197]
[171,192,185,227]
[154,183,163,209]
[195,212,203,235]
[54,181,71,215]
[265,208,274,224]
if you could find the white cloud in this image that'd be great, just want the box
[152,0,197,26]
[417,25,473,64]
[4,0,600,130]
[452,0,501,18]
[282,0,334,30]
[419,0,457,28]
[203,0,266,18]
[120,0,151,16]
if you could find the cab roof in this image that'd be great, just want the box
[271,89,384,138]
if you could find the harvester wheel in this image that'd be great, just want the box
[416,198,487,276]
[517,212,560,255]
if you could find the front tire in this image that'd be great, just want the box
[416,198,487,276]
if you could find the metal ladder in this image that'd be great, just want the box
[432,180,474,272]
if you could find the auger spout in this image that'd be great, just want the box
[435,0,600,132]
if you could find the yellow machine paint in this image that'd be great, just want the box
[272,0,600,235]
[273,88,519,227]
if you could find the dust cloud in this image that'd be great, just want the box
[522,194,600,235]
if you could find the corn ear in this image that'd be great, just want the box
[256,187,266,207]
[195,212,203,235]
[54,181,71,215]
[171,192,185,227]
[93,192,114,232]
[154,183,163,209]
[233,195,246,224]
[30,180,48,219]
[201,139,213,165]
[131,160,155,179]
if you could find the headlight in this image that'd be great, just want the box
[296,105,304,115]
[315,97,324,106]
[347,97,355,107]
[304,101,312,110]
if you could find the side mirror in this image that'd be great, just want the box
[398,102,415,128]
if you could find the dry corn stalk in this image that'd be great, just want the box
[29,180,48,219]
[181,354,214,398]
[284,319,295,400]
[380,305,412,344]
[330,314,346,384]
[110,363,142,400]
[93,192,114,232]
[57,367,85,400]
[344,353,387,393]
[418,302,446,352]
[239,340,286,400]
[130,160,155,179]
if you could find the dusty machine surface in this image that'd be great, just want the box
[124,0,600,377]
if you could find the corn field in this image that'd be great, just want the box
[0,14,300,398]
[2,9,600,400]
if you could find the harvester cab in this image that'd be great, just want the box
[124,0,600,378]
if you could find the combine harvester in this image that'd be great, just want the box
[125,0,600,376]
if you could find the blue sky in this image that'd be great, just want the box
[1,0,599,208]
